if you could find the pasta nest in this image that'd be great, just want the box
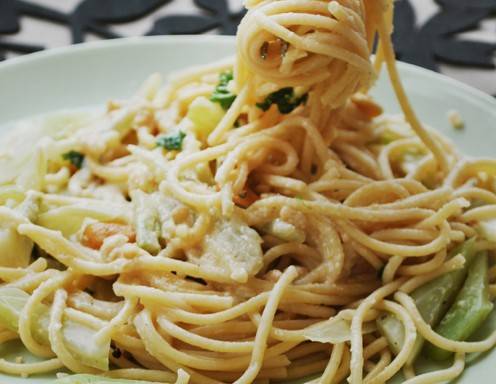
[237,0,374,109]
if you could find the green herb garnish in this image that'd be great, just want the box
[62,150,85,169]
[156,131,187,151]
[211,71,237,110]
[256,88,308,114]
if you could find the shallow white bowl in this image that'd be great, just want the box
[0,36,495,383]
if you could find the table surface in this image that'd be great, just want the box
[0,0,495,96]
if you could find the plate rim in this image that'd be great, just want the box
[0,35,495,112]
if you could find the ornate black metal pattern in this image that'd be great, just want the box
[393,0,496,71]
[0,0,495,75]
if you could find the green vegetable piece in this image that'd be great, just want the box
[256,87,308,114]
[62,151,85,169]
[0,227,33,268]
[261,219,305,243]
[303,315,355,344]
[412,239,477,325]
[464,308,496,365]
[132,190,161,254]
[210,71,237,110]
[0,286,110,370]
[156,131,186,151]
[54,374,154,384]
[478,219,496,242]
[187,96,225,141]
[0,287,31,332]
[62,319,111,371]
[0,287,50,343]
[377,239,476,362]
[200,216,263,283]
[376,313,405,356]
[0,193,40,268]
[38,204,128,238]
[426,252,493,361]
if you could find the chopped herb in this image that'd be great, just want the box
[211,71,237,110]
[62,150,85,169]
[156,131,186,151]
[256,88,308,114]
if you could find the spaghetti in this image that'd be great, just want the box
[0,0,495,383]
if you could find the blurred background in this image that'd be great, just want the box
[0,0,494,96]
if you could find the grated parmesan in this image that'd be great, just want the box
[447,109,464,129]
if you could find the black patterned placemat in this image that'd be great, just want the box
[0,0,495,84]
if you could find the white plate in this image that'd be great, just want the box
[0,36,495,383]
